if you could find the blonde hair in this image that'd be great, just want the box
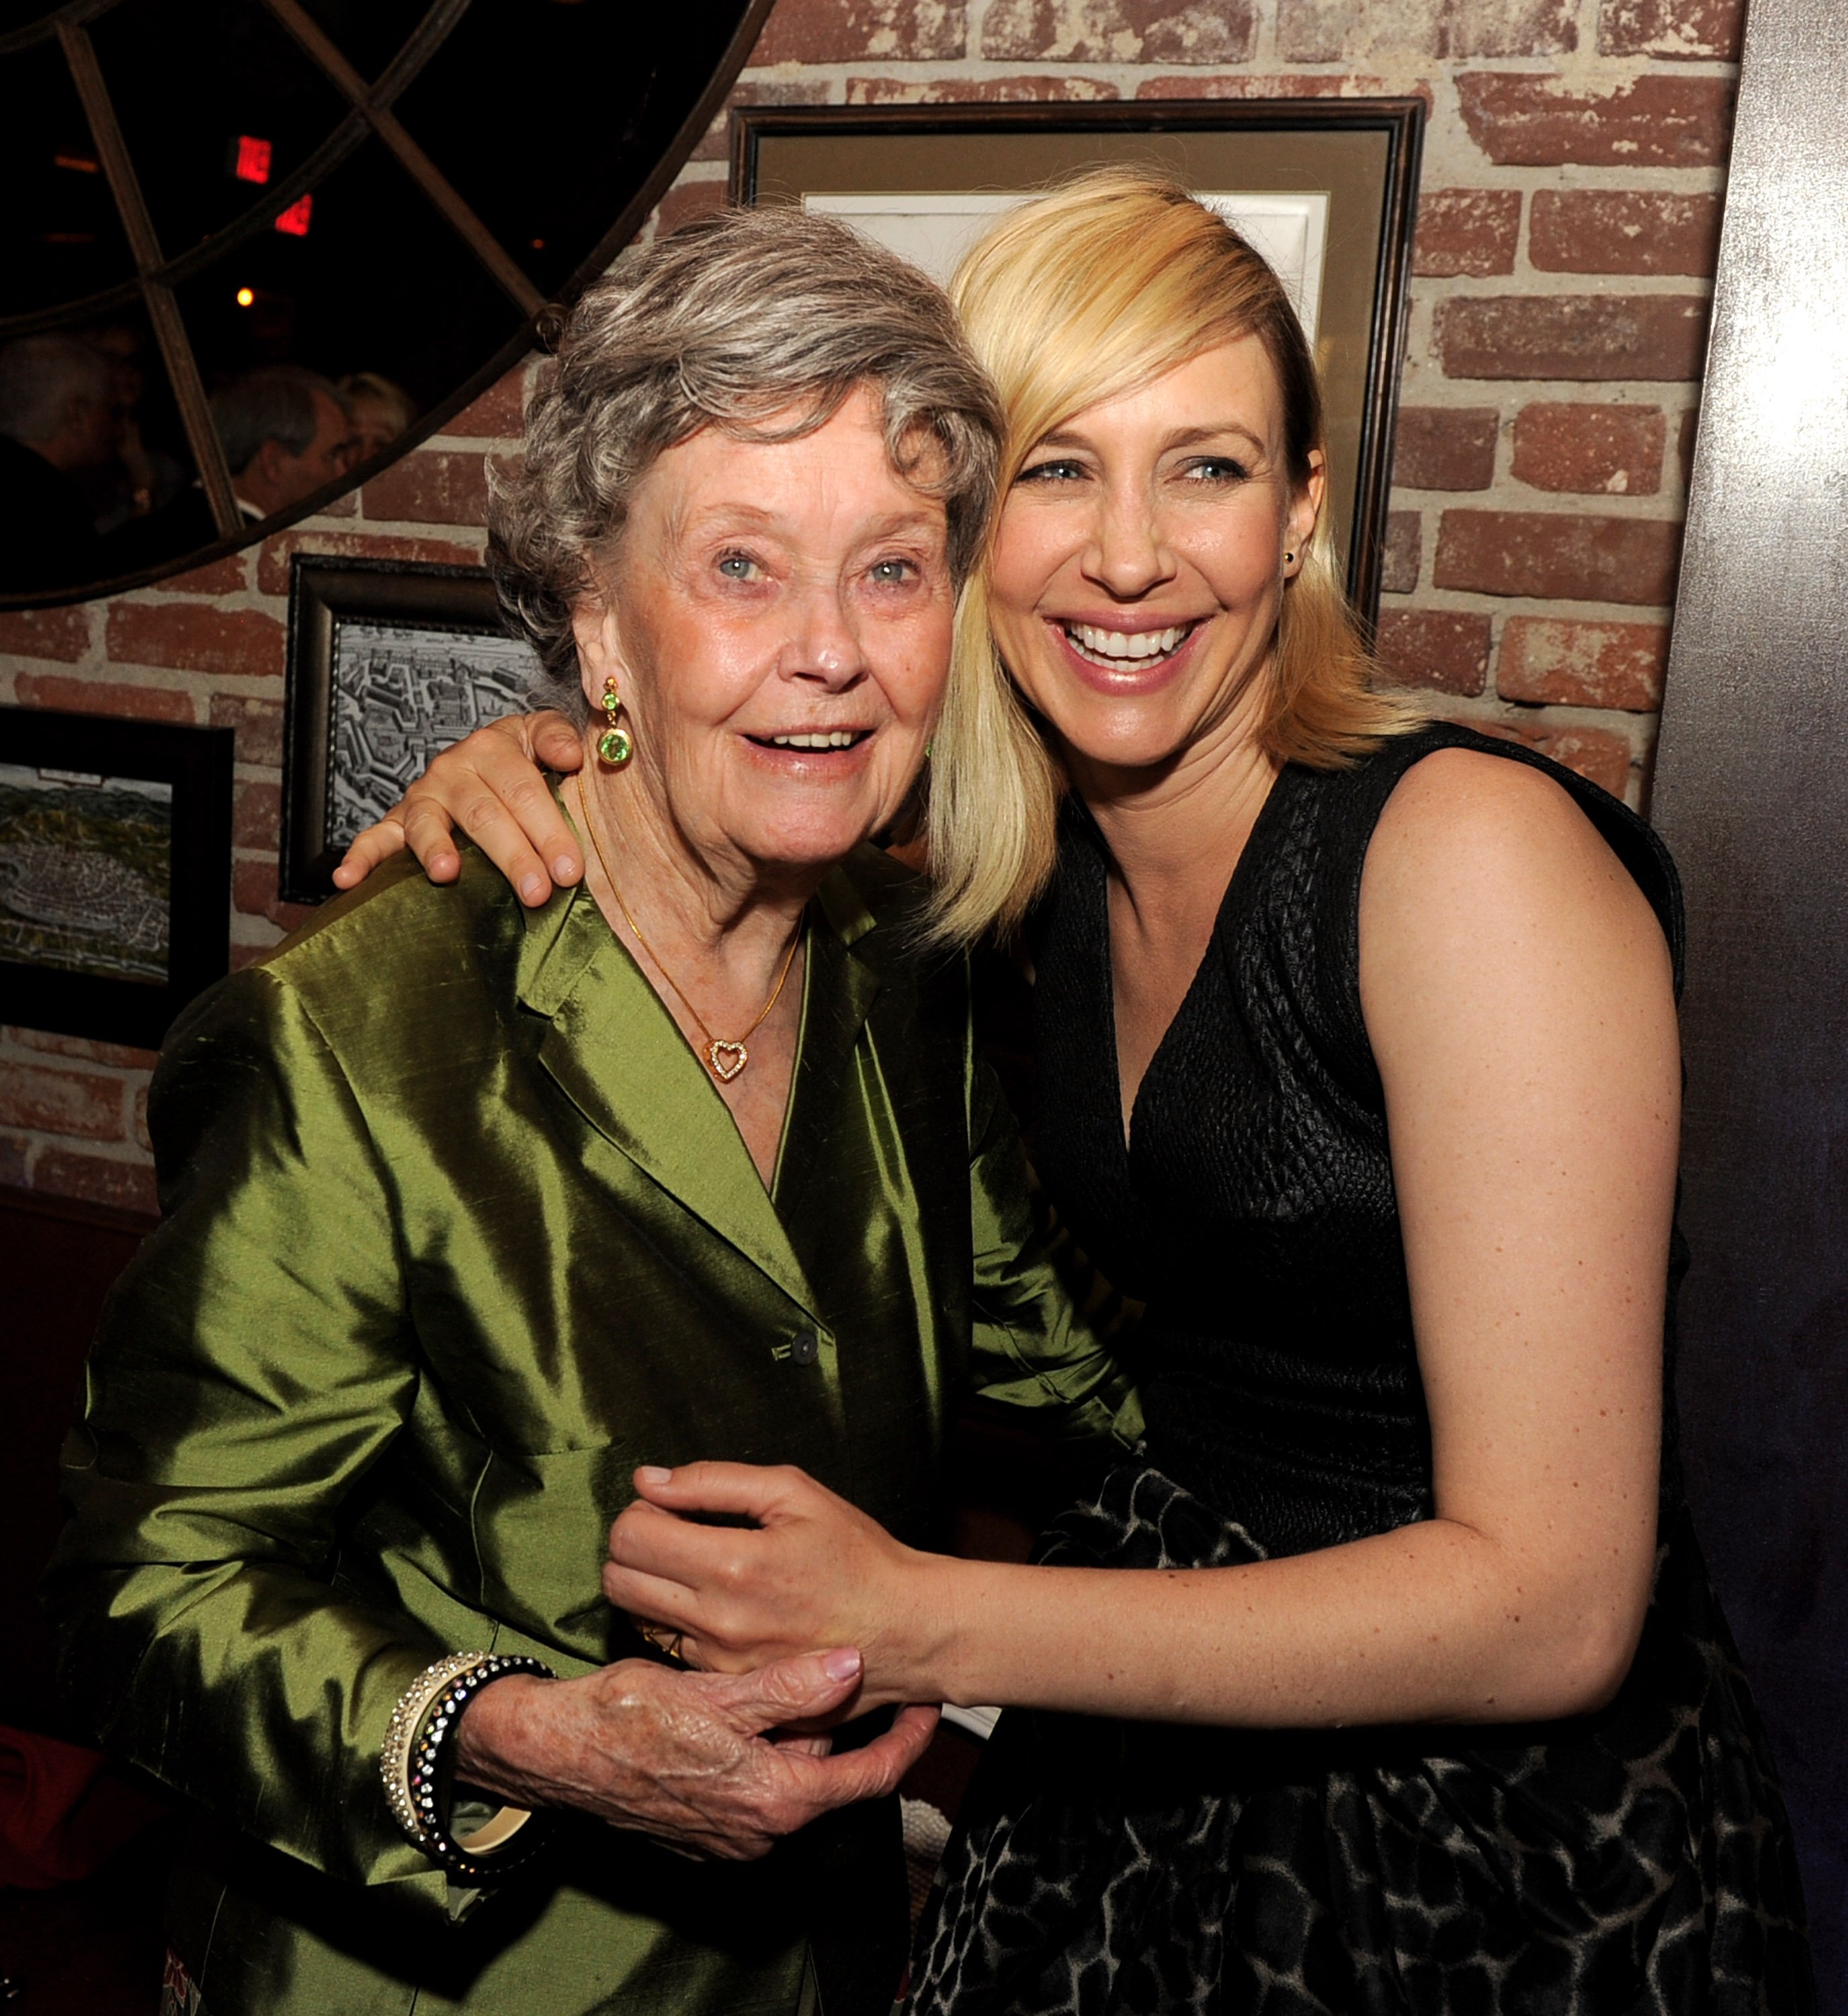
[925,167,1417,947]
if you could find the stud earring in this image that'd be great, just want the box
[596,675,632,767]
[1284,550,1296,566]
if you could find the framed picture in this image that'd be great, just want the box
[732,100,1424,622]
[280,557,546,902]
[0,707,232,1049]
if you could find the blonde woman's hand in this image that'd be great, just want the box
[603,1464,937,1709]
[331,708,585,905]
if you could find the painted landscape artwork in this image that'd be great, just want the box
[0,760,173,986]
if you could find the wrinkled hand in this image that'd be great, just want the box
[603,1464,932,1708]
[331,708,585,903]
[452,1648,935,1861]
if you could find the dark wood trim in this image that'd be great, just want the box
[56,19,243,538]
[0,1179,157,1241]
[262,0,545,319]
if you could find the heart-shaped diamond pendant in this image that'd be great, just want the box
[707,1040,749,1083]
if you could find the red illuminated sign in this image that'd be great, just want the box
[233,135,272,185]
[274,194,313,238]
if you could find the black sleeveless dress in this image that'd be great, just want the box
[911,724,1812,2015]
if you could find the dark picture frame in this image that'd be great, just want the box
[280,555,542,903]
[0,706,231,1049]
[732,99,1424,625]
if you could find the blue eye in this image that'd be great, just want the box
[717,552,757,580]
[1017,458,1087,485]
[870,558,911,584]
[1183,458,1250,483]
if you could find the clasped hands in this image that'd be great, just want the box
[452,1462,936,1864]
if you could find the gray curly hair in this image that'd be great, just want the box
[490,206,1003,706]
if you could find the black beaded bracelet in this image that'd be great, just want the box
[380,1650,556,1880]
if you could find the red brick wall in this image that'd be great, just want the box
[0,0,1738,1211]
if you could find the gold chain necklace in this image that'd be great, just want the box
[577,781,801,1085]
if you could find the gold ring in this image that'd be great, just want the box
[636,1621,687,1664]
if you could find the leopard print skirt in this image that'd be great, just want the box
[911,1467,1812,2016]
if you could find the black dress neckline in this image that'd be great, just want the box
[1083,763,1304,1160]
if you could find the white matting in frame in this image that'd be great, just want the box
[803,190,1329,345]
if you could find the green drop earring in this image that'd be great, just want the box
[597,675,633,767]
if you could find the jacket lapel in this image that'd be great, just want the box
[517,882,821,1320]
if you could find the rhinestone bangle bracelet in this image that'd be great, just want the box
[380,1650,555,1880]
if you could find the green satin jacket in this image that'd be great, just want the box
[44,842,1138,2016]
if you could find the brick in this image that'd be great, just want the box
[1413,188,1521,278]
[1374,610,1491,696]
[0,1134,26,1189]
[1435,295,1710,383]
[1381,510,1421,594]
[255,529,480,599]
[153,552,247,596]
[33,1147,158,1218]
[208,693,286,768]
[133,1083,151,1154]
[233,779,282,851]
[15,673,194,721]
[361,451,489,529]
[847,73,1122,101]
[1135,71,1413,98]
[1599,0,1743,59]
[752,0,964,62]
[229,939,277,972]
[0,605,92,663]
[5,1027,157,1070]
[980,0,1253,63]
[1279,0,1572,62]
[444,366,530,443]
[1484,721,1635,799]
[1392,407,1499,491]
[1529,190,1721,277]
[1434,509,1681,604]
[0,1062,125,1142]
[106,600,285,679]
[1457,73,1734,168]
[1497,616,1668,709]
[1511,402,1665,495]
[233,858,317,935]
[653,179,727,240]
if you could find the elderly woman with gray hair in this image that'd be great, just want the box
[45,208,1133,2016]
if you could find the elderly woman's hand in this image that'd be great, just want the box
[602,1465,941,1710]
[451,1645,936,1861]
[331,710,585,905]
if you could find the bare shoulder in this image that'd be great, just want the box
[1358,745,1672,1053]
[1363,745,1652,937]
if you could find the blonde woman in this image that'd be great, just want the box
[341,173,1808,2011]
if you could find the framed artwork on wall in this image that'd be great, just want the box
[732,99,1425,624]
[280,556,545,902]
[0,707,233,1048]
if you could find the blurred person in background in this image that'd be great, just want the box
[338,370,417,462]
[0,332,122,591]
[108,364,357,572]
[76,319,188,534]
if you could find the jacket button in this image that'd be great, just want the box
[790,1329,821,1366]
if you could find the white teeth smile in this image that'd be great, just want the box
[1064,622,1191,665]
[766,730,862,749]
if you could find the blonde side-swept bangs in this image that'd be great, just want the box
[925,166,1420,949]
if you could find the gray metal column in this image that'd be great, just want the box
[1649,0,1848,1992]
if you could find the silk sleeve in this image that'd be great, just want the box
[964,1056,1144,1448]
[42,965,460,1898]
